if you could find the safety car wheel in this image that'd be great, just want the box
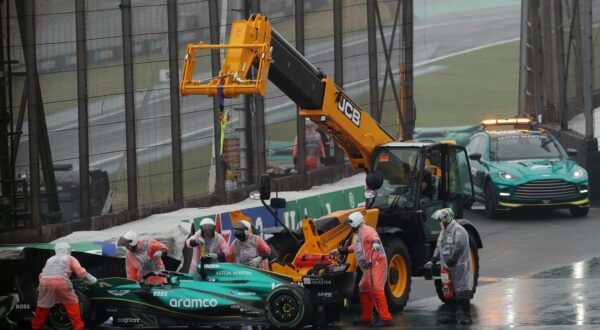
[434,236,479,304]
[265,285,312,329]
[484,182,500,219]
[384,237,411,312]
[570,206,589,217]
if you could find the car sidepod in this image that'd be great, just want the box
[78,263,310,328]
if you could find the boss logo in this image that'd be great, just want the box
[152,290,168,297]
[15,304,31,310]
[338,95,361,127]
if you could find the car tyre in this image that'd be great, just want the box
[570,206,589,217]
[484,182,500,219]
[47,290,89,330]
[383,237,412,312]
[265,285,312,329]
[435,236,480,304]
[47,290,108,329]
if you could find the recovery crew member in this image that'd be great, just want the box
[424,208,473,325]
[118,230,168,285]
[227,220,271,269]
[186,218,230,274]
[293,119,326,171]
[331,212,393,327]
[31,242,97,330]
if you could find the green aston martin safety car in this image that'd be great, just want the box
[465,118,590,218]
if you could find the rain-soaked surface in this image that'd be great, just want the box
[91,253,600,329]
[323,257,600,329]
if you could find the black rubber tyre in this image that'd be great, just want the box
[48,290,89,330]
[265,285,313,329]
[484,182,500,219]
[17,321,32,330]
[570,206,589,217]
[267,234,299,263]
[84,294,110,329]
[383,237,412,312]
[434,236,480,304]
[47,290,108,329]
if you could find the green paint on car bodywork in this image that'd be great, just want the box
[79,262,290,319]
[468,129,590,209]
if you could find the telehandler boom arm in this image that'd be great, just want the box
[180,14,394,170]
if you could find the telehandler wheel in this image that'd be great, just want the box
[384,238,411,312]
[434,235,480,304]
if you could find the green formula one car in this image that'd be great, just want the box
[465,118,590,218]
[45,257,353,329]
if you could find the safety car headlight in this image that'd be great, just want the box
[498,172,519,181]
[571,168,585,179]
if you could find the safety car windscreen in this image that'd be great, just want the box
[490,133,563,161]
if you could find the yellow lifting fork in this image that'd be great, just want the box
[180,14,272,97]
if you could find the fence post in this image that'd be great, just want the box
[75,0,90,223]
[295,0,306,174]
[121,0,137,212]
[167,0,183,204]
[367,0,380,121]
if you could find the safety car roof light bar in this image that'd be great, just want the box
[481,117,534,131]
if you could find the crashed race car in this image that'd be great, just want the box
[31,256,353,329]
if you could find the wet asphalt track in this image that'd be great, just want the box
[328,204,600,329]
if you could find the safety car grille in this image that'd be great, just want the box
[513,180,577,200]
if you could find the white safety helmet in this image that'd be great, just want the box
[345,211,364,229]
[199,218,216,237]
[54,242,72,255]
[241,220,252,234]
[119,230,138,247]
[199,218,216,229]
[233,220,252,241]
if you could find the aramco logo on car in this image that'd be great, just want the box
[169,298,218,308]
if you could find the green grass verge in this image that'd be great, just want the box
[413,0,520,19]
[110,144,212,210]
[412,40,519,128]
